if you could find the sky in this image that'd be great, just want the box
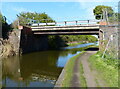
[1,0,119,24]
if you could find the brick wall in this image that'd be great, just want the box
[20,26,49,53]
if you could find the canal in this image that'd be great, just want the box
[2,42,97,87]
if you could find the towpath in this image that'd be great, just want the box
[70,51,97,87]
[55,49,106,88]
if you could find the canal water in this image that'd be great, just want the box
[2,42,97,87]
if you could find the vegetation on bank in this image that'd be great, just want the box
[60,35,98,43]
[89,51,118,87]
[67,42,86,47]
[48,35,98,49]
[0,13,11,39]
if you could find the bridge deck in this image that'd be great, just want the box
[31,25,99,31]
[30,24,99,35]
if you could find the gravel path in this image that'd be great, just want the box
[81,51,97,87]
[70,51,97,87]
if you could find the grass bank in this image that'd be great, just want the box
[89,51,118,87]
[67,41,86,47]
[61,52,85,87]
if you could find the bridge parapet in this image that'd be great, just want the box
[30,19,100,27]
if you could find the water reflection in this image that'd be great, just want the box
[2,42,96,87]
[2,56,22,87]
[57,51,81,67]
[62,43,95,50]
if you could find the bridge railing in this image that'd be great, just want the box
[30,19,100,27]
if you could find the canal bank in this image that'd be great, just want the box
[55,48,118,88]
[54,51,85,87]
[54,50,98,87]
[0,30,21,59]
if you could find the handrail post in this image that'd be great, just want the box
[55,22,57,25]
[65,21,67,25]
[76,21,78,25]
[88,20,89,25]
[38,20,39,26]
[46,19,48,26]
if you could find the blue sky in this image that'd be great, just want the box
[1,1,119,24]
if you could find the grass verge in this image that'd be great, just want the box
[67,42,86,47]
[88,52,118,87]
[79,62,87,88]
[61,52,85,87]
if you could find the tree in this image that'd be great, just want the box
[0,13,2,38]
[15,12,55,26]
[0,13,10,39]
[108,13,120,22]
[11,19,19,29]
[93,5,114,20]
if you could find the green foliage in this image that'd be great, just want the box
[67,42,85,47]
[60,35,98,43]
[48,35,66,49]
[61,54,76,87]
[97,51,119,68]
[48,35,98,49]
[108,13,120,22]
[89,52,118,87]
[93,5,114,20]
[16,12,55,26]
[0,13,11,39]
[0,13,6,23]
